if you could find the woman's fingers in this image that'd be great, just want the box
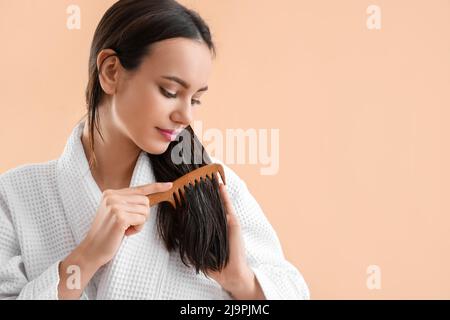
[219,183,240,228]
[124,219,147,236]
[105,186,161,238]
[126,182,173,195]
[123,202,151,236]
[125,225,143,236]
[114,211,148,232]
[219,183,231,211]
[116,194,150,206]
[114,203,150,216]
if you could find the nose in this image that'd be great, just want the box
[170,101,193,126]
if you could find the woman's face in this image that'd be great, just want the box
[111,37,212,155]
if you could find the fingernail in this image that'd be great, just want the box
[164,182,173,187]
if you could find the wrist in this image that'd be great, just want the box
[61,241,101,282]
[227,268,265,300]
[58,243,100,300]
[75,239,104,272]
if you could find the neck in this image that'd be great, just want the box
[80,104,141,192]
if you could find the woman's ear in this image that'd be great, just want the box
[96,48,120,95]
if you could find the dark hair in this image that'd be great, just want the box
[82,0,228,274]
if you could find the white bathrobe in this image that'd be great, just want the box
[0,121,310,300]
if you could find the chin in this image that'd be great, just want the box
[140,141,171,155]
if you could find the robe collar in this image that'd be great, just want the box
[56,120,153,245]
[56,120,170,299]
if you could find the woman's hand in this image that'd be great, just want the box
[81,181,173,267]
[58,181,172,299]
[205,183,266,300]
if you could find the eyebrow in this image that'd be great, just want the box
[161,75,208,92]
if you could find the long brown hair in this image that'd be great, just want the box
[82,0,228,274]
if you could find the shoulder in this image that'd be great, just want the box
[0,159,58,187]
[0,160,58,210]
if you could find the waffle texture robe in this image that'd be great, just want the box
[0,121,310,300]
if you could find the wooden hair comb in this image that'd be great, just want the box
[146,163,226,208]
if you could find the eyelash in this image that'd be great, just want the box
[159,87,201,106]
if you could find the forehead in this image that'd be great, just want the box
[140,37,213,88]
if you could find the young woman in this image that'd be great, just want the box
[0,0,309,300]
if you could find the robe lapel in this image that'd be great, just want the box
[56,121,102,246]
[56,121,170,299]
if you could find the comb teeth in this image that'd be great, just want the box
[174,188,185,207]
[147,163,226,209]
[171,163,225,208]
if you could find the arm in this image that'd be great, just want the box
[222,163,310,300]
[57,242,100,300]
[0,194,85,299]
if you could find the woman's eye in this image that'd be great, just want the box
[160,86,201,106]
[159,86,177,98]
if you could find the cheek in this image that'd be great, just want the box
[116,83,169,124]
[140,88,174,124]
[114,84,174,148]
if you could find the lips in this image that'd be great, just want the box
[157,128,177,135]
[156,127,180,141]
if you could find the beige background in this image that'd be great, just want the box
[1,0,449,299]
